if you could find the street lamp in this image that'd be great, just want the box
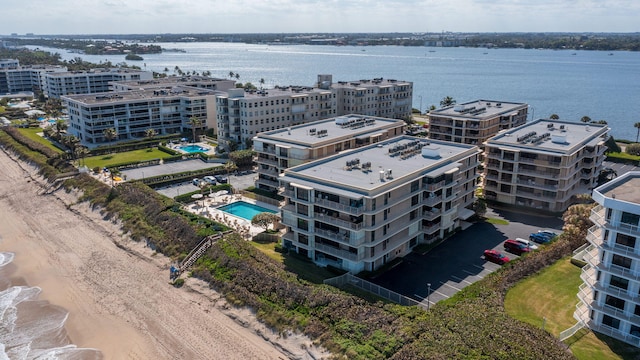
[427,283,431,311]
[419,95,423,115]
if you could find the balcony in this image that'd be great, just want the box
[423,208,441,221]
[256,156,278,166]
[584,247,640,281]
[423,181,445,191]
[315,197,364,215]
[587,225,639,258]
[315,228,365,247]
[423,195,443,206]
[591,205,640,238]
[316,212,363,230]
[584,321,640,348]
[423,223,440,234]
[256,178,279,189]
[315,243,363,262]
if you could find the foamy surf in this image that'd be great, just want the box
[0,252,103,360]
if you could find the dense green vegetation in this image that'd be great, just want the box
[0,126,611,359]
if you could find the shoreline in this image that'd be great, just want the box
[0,148,326,359]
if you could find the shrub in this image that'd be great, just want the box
[626,143,640,156]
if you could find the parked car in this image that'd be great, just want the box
[514,237,539,250]
[214,175,228,184]
[203,176,216,185]
[484,249,510,265]
[192,178,201,186]
[529,232,552,244]
[538,230,558,239]
[504,239,532,255]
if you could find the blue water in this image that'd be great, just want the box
[27,43,640,140]
[178,144,208,153]
[218,201,277,221]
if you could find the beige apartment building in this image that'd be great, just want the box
[217,74,413,149]
[252,115,406,193]
[576,171,640,347]
[45,68,153,99]
[428,100,528,146]
[63,86,217,146]
[279,136,480,273]
[483,119,609,212]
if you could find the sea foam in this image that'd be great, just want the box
[0,252,103,360]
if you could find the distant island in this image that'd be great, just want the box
[125,53,143,61]
[3,33,640,51]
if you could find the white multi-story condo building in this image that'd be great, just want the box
[0,59,67,95]
[279,136,480,273]
[217,74,412,149]
[45,68,153,98]
[63,86,218,146]
[253,115,406,193]
[110,75,236,93]
[483,119,609,212]
[577,171,640,347]
[428,100,528,145]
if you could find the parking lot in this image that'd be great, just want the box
[154,170,258,199]
[371,207,563,308]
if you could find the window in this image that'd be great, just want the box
[411,180,419,192]
[610,275,629,290]
[602,315,620,330]
[297,218,308,231]
[612,254,632,269]
[615,233,636,249]
[621,212,640,226]
[298,234,309,245]
[605,295,625,311]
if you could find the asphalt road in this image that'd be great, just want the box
[372,208,564,308]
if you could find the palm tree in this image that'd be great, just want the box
[235,73,240,81]
[259,78,265,90]
[103,128,117,145]
[189,117,202,143]
[549,114,560,120]
[144,128,157,141]
[439,96,456,107]
[635,122,640,142]
[580,116,591,123]
[75,146,89,167]
[228,71,235,79]
[54,119,68,139]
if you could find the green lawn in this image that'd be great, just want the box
[83,148,173,169]
[0,105,5,113]
[485,217,509,225]
[249,240,336,284]
[17,127,65,154]
[505,257,640,360]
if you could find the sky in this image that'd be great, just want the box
[1,0,639,35]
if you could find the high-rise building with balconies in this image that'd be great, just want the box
[427,100,528,146]
[577,171,640,347]
[279,136,480,273]
[45,68,153,98]
[252,114,406,193]
[483,119,609,212]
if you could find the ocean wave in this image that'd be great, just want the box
[0,252,103,360]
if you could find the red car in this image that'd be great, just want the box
[503,239,532,256]
[484,249,510,265]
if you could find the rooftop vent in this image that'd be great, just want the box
[422,146,441,159]
[551,134,568,144]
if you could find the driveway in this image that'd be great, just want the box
[371,208,563,308]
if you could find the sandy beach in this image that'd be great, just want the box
[0,147,325,359]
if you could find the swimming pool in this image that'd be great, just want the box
[178,144,209,153]
[218,201,277,221]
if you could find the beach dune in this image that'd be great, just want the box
[0,148,323,359]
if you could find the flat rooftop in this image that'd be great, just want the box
[485,119,609,154]
[282,136,478,195]
[331,78,411,89]
[47,68,149,77]
[430,100,526,119]
[597,172,640,205]
[255,115,404,147]
[62,86,220,104]
[111,75,232,88]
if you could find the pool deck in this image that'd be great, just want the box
[184,194,281,238]
[169,141,217,156]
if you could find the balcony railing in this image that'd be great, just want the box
[423,208,441,220]
[423,195,443,206]
[315,243,363,261]
[585,322,640,348]
[423,181,445,191]
[587,225,639,258]
[315,228,365,247]
[423,223,440,234]
[256,156,278,166]
[315,197,364,215]
[316,212,363,230]
[591,205,640,238]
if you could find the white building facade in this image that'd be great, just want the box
[577,171,640,347]
[45,68,153,98]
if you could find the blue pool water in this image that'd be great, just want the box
[218,201,277,221]
[179,144,209,153]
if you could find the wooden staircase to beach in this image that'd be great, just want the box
[40,171,80,195]
[175,230,233,276]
